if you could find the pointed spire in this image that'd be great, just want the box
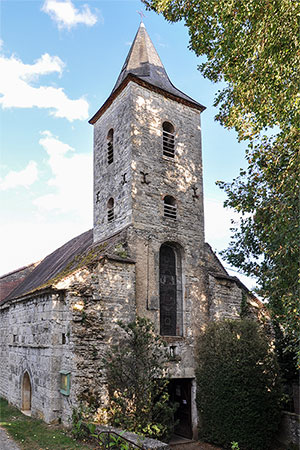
[89,23,204,124]
[111,23,204,109]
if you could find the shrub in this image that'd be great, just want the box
[104,317,177,441]
[71,403,96,440]
[196,319,281,450]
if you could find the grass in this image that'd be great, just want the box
[0,398,98,450]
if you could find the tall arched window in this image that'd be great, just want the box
[164,195,177,220]
[107,129,114,165]
[159,243,183,336]
[162,121,175,158]
[107,197,114,222]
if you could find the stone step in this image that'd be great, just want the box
[169,439,222,450]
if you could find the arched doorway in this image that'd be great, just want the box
[22,372,32,413]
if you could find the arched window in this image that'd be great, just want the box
[107,129,114,165]
[159,243,183,336]
[162,121,175,158]
[164,195,177,220]
[107,197,114,222]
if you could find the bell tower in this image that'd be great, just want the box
[90,22,207,337]
[90,22,205,245]
[90,22,207,439]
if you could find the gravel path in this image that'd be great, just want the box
[0,427,21,450]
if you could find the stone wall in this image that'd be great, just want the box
[0,256,136,426]
[124,83,206,440]
[51,256,136,425]
[95,425,169,450]
[208,274,242,320]
[93,84,133,243]
[277,411,300,447]
[0,292,71,423]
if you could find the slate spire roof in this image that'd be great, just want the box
[112,22,204,108]
[89,22,204,123]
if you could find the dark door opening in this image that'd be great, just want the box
[169,378,192,439]
[22,372,32,413]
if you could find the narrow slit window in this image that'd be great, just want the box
[107,129,114,165]
[162,122,175,158]
[164,195,177,220]
[107,197,114,222]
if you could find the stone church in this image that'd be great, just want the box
[0,23,263,440]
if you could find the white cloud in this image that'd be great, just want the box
[42,0,98,30]
[33,131,93,216]
[0,161,38,191]
[0,52,89,121]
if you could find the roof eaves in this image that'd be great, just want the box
[89,74,205,125]
[0,286,60,308]
[104,254,136,264]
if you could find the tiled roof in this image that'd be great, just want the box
[0,263,39,303]
[2,230,94,303]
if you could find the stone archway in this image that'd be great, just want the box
[22,371,32,413]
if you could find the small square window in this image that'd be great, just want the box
[60,371,71,396]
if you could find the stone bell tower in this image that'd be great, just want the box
[90,22,207,343]
[90,21,208,440]
[90,21,205,245]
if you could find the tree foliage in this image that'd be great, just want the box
[143,0,300,364]
[104,317,176,441]
[196,320,282,450]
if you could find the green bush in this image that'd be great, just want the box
[196,320,281,450]
[104,317,177,441]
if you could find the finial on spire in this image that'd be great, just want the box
[137,10,145,24]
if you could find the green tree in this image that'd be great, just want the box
[104,317,176,441]
[196,320,282,450]
[143,0,300,364]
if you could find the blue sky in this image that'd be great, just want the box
[0,0,254,288]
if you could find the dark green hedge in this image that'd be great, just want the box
[196,320,281,450]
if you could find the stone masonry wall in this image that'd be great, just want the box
[0,292,71,423]
[124,84,207,384]
[0,256,136,426]
[93,84,133,243]
[208,274,243,320]
[54,256,136,425]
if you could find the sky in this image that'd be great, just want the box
[0,0,255,289]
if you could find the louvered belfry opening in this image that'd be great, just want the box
[162,121,175,158]
[164,195,177,220]
[107,197,114,222]
[107,129,114,164]
[160,245,177,336]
